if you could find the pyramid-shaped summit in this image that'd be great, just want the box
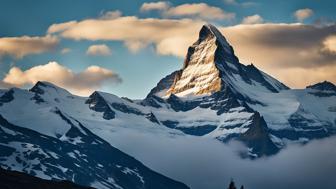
[166,24,239,97]
[151,24,288,99]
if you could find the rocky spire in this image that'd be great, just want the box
[166,24,239,97]
[148,24,288,99]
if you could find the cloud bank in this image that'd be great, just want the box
[220,23,336,87]
[1,62,121,96]
[48,16,204,57]
[105,129,336,189]
[48,13,336,87]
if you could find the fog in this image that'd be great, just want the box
[106,130,336,189]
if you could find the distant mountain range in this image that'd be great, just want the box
[0,24,335,188]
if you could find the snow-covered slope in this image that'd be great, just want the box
[0,82,189,189]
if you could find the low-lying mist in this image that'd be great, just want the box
[105,130,336,189]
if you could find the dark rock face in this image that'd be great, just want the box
[0,89,15,106]
[200,87,243,115]
[307,81,336,97]
[141,95,165,108]
[145,112,160,124]
[86,92,115,120]
[166,94,200,112]
[30,81,49,94]
[239,112,279,157]
[0,168,94,189]
[163,86,243,114]
[29,82,48,104]
[111,102,143,115]
[307,81,336,91]
[146,71,180,98]
[243,64,289,92]
[176,125,217,136]
[0,114,189,189]
[161,120,217,136]
[286,111,331,140]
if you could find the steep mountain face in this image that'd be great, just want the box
[0,23,336,188]
[154,24,288,101]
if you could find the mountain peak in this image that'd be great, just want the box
[164,24,239,97]
[199,24,220,40]
[30,81,71,96]
[199,24,230,47]
[30,81,57,94]
[149,24,288,99]
[197,24,233,58]
[306,81,336,91]
[164,23,254,98]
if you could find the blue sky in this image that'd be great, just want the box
[0,0,335,98]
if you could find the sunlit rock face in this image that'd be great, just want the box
[167,24,235,97]
[164,24,288,100]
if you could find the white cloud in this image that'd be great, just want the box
[0,35,59,58]
[48,21,77,34]
[294,8,314,22]
[140,1,170,12]
[61,48,71,54]
[1,62,121,96]
[86,44,112,56]
[48,16,204,57]
[323,35,336,54]
[164,3,235,20]
[241,14,264,24]
[140,2,234,20]
[47,14,336,88]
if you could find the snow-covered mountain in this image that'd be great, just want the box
[0,83,189,189]
[145,24,336,156]
[0,24,336,188]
